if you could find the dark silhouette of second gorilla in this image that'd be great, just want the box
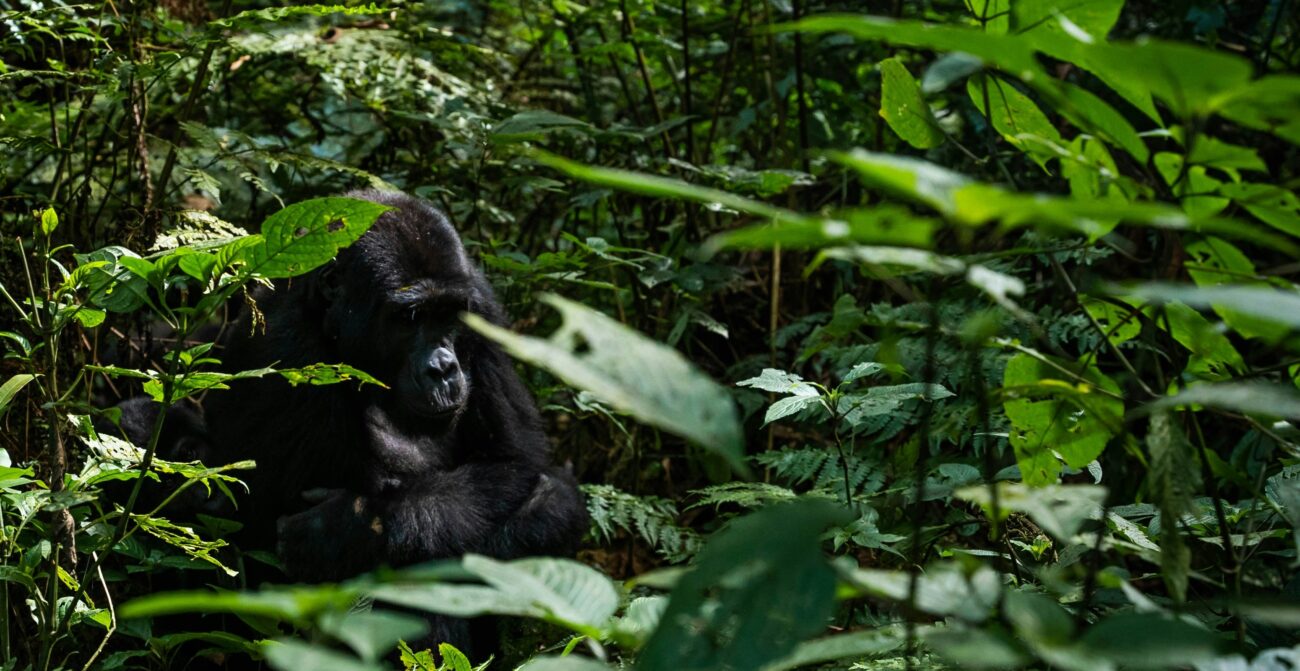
[203,191,587,653]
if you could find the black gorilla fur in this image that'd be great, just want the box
[203,191,587,650]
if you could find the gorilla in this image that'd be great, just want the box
[202,191,587,650]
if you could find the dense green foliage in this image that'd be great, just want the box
[2,0,1300,669]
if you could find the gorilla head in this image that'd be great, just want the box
[319,193,480,424]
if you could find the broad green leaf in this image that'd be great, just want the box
[533,151,812,229]
[1220,183,1300,239]
[466,295,747,475]
[491,110,593,142]
[968,74,1062,170]
[1153,301,1245,380]
[1048,38,1253,120]
[517,658,614,671]
[1216,75,1300,145]
[841,383,953,429]
[829,150,1295,249]
[463,555,619,633]
[762,626,905,671]
[1081,297,1139,346]
[238,197,390,279]
[705,206,940,254]
[782,15,1045,83]
[810,246,965,276]
[958,483,1106,541]
[879,58,943,149]
[40,207,58,236]
[0,374,36,420]
[1154,153,1228,219]
[317,610,429,663]
[210,4,385,30]
[1184,237,1289,342]
[925,626,1032,670]
[1145,383,1300,421]
[1124,281,1300,336]
[77,246,153,313]
[638,501,852,671]
[1049,79,1149,163]
[762,395,823,426]
[1077,613,1225,669]
[264,639,384,671]
[1002,353,1123,485]
[1003,590,1074,647]
[120,585,356,623]
[842,564,1001,622]
[842,362,886,384]
[1186,136,1267,173]
[736,368,817,395]
[1011,0,1123,41]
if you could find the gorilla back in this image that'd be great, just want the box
[205,191,586,589]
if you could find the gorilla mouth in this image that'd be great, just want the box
[407,372,468,420]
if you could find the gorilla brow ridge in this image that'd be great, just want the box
[386,280,475,311]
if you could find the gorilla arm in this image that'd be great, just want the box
[274,461,587,582]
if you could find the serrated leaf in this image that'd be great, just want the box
[763,394,823,426]
[736,368,817,395]
[238,197,390,279]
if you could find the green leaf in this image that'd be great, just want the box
[532,150,812,229]
[372,556,619,636]
[761,626,905,671]
[957,483,1106,541]
[638,501,852,671]
[265,639,384,671]
[1077,613,1225,669]
[1003,590,1074,648]
[210,4,385,30]
[517,658,613,671]
[842,564,1001,621]
[1146,412,1198,603]
[1220,183,1300,239]
[463,555,619,633]
[0,374,36,421]
[1154,301,1245,380]
[879,58,943,149]
[924,626,1032,670]
[1011,0,1123,41]
[736,368,817,395]
[1002,353,1123,485]
[706,206,941,254]
[120,585,356,622]
[238,197,390,279]
[1216,75,1300,145]
[1124,281,1300,334]
[317,611,429,663]
[491,110,593,142]
[782,15,1044,83]
[968,74,1062,170]
[466,295,747,475]
[72,308,106,328]
[40,207,58,236]
[762,395,823,426]
[1144,383,1300,421]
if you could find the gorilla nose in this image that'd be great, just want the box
[425,347,458,378]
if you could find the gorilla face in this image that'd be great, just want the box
[386,285,472,421]
[321,195,484,427]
